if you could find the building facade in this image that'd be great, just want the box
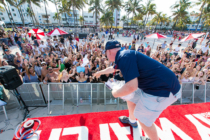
[186,12,202,31]
[113,9,120,27]
[82,11,99,28]
[0,1,60,27]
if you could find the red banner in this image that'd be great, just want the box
[14,103,210,140]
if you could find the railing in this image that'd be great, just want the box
[0,82,210,115]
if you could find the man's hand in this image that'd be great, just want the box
[112,88,118,98]
[94,71,101,78]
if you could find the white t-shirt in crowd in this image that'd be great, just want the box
[175,46,180,52]
[72,39,77,45]
[34,48,41,55]
[39,44,47,52]
[202,46,209,53]
[60,57,67,63]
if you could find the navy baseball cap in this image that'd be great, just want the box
[105,40,121,51]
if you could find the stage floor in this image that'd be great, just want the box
[10,102,210,140]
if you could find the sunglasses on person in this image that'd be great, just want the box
[41,64,46,66]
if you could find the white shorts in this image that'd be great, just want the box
[129,88,181,127]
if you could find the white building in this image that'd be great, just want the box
[0,1,58,27]
[83,11,99,28]
[113,9,120,27]
[186,12,202,31]
[61,10,80,26]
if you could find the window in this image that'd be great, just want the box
[89,16,93,18]
[89,21,93,23]
[12,9,15,11]
[2,17,4,20]
[62,18,66,21]
[192,25,194,27]
[84,16,88,18]
[13,14,16,16]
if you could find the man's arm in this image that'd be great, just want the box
[112,78,138,98]
[94,66,119,78]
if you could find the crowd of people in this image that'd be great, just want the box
[0,27,210,88]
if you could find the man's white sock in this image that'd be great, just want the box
[129,117,137,123]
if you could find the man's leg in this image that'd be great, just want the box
[127,100,136,120]
[138,121,158,140]
[119,100,138,127]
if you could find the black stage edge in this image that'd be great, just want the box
[58,33,89,39]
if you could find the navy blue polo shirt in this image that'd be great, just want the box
[114,50,181,97]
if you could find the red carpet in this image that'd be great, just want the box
[14,103,210,140]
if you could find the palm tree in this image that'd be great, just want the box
[194,0,208,31]
[151,12,163,31]
[0,0,15,27]
[49,0,61,26]
[105,0,122,12]
[20,0,40,25]
[79,16,85,26]
[26,7,35,26]
[8,0,25,26]
[171,7,190,29]
[42,0,49,27]
[53,12,61,25]
[142,0,156,28]
[124,0,142,29]
[59,0,72,26]
[100,11,114,28]
[121,15,127,28]
[170,0,191,29]
[89,0,104,31]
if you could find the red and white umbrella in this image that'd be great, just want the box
[28,29,45,40]
[146,33,167,39]
[46,28,68,36]
[180,33,206,42]
[146,33,167,49]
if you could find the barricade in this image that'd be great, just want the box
[1,82,210,115]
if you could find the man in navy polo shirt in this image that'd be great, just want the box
[94,40,181,140]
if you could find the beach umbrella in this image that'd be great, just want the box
[28,29,45,40]
[146,33,167,48]
[180,33,206,42]
[46,28,68,36]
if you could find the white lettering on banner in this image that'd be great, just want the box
[48,128,62,140]
[186,114,210,140]
[133,121,143,140]
[62,126,88,140]
[99,124,111,140]
[159,118,193,140]
[109,123,131,140]
[28,130,42,140]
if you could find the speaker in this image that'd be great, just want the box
[0,66,23,90]
[79,33,88,39]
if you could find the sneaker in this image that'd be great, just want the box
[119,116,138,128]
[140,136,150,140]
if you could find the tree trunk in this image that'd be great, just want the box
[95,10,97,32]
[44,0,49,27]
[4,5,14,28]
[196,1,206,32]
[19,7,25,27]
[54,0,60,26]
[29,3,38,25]
[73,6,76,32]
[17,8,24,26]
[172,19,178,29]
